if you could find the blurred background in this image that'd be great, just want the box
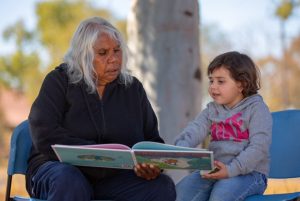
[0,0,299,199]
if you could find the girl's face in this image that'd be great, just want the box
[93,32,122,86]
[208,66,244,108]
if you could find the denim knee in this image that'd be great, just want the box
[51,164,91,189]
[48,163,92,200]
[30,161,93,201]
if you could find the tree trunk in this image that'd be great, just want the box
[127,0,202,184]
[127,0,202,146]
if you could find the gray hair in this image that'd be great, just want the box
[64,16,132,93]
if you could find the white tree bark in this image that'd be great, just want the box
[127,0,202,144]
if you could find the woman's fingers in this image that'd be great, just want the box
[134,163,161,180]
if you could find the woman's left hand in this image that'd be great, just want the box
[202,160,229,180]
[134,163,161,180]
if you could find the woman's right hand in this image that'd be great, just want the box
[134,163,161,180]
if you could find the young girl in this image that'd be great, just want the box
[175,51,272,201]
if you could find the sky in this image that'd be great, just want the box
[0,0,299,59]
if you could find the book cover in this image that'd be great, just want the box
[52,142,214,170]
[53,144,135,169]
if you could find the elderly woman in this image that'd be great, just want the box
[26,17,176,201]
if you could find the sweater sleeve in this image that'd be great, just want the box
[29,68,95,159]
[174,108,210,148]
[226,102,272,177]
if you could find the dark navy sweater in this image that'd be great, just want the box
[26,64,163,189]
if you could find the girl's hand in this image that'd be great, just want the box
[202,160,228,179]
[134,163,161,180]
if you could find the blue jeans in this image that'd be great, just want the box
[29,161,176,201]
[176,170,267,201]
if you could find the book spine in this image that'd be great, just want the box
[131,150,138,166]
[52,146,63,162]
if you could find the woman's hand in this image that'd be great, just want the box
[202,160,228,180]
[134,163,161,180]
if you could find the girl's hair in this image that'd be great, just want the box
[207,51,261,97]
[64,16,132,93]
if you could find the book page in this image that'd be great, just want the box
[52,145,134,169]
[78,144,131,150]
[132,141,205,151]
[134,150,213,170]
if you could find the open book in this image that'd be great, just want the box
[52,141,214,171]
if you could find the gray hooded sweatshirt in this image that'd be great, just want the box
[174,94,272,177]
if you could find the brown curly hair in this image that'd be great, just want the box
[207,51,261,97]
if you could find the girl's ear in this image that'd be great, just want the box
[237,81,244,93]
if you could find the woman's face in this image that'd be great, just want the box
[93,32,122,86]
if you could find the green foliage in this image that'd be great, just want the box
[276,0,293,20]
[0,51,40,91]
[3,20,34,49]
[0,0,127,100]
[0,20,42,100]
[35,0,127,70]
